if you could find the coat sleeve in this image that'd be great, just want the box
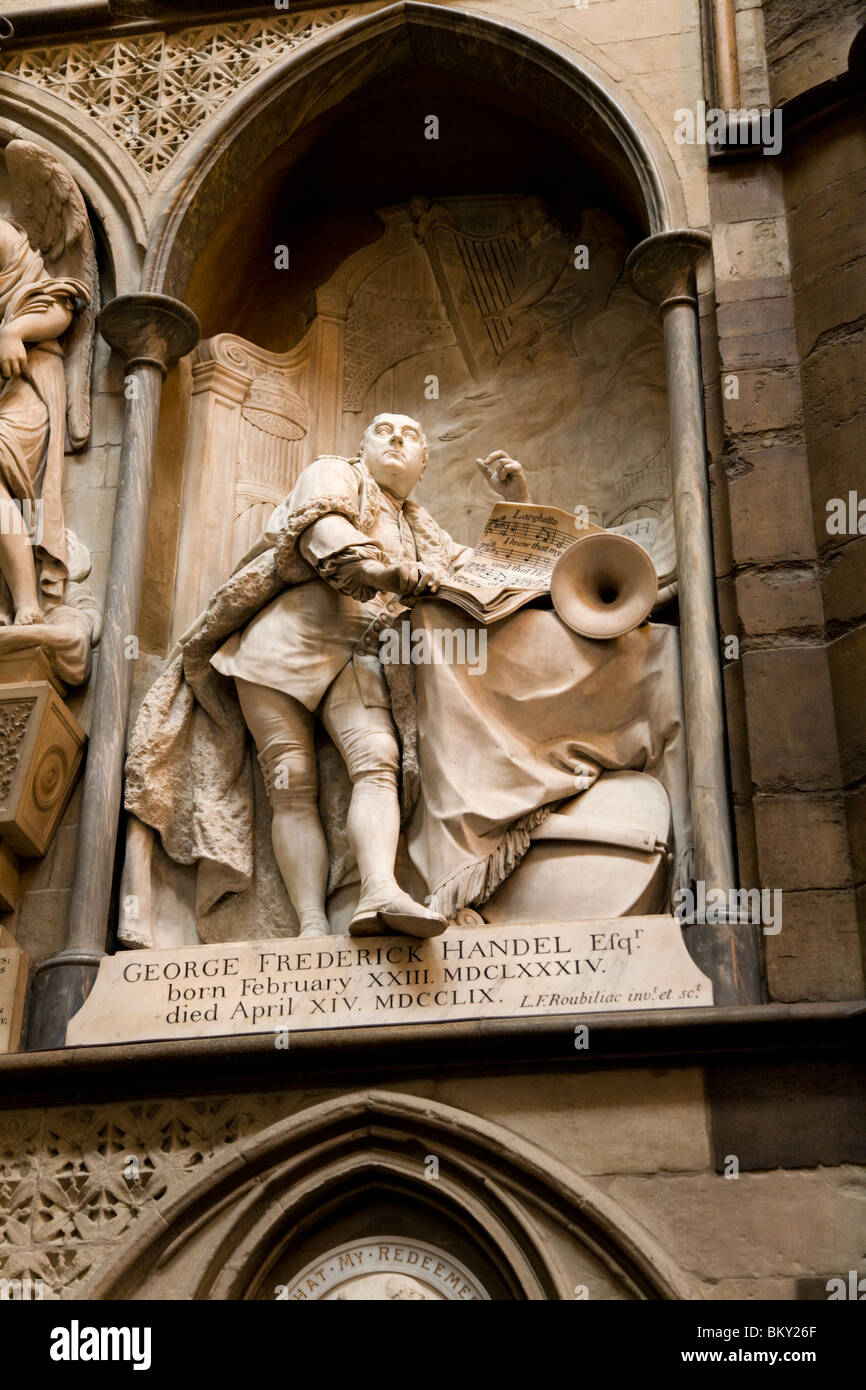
[232,455,371,573]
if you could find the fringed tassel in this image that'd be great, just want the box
[430,804,554,920]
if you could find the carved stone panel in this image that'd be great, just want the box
[330,197,672,550]
[173,195,674,637]
[0,653,85,860]
[171,335,324,641]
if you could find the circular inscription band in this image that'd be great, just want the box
[280,1238,491,1301]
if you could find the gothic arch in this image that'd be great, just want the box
[143,0,689,300]
[83,1089,702,1300]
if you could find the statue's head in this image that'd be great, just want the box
[515,195,550,242]
[359,413,428,499]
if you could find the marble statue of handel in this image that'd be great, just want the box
[122,413,692,949]
[123,413,529,943]
[210,413,492,940]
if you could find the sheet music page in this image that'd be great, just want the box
[449,503,590,593]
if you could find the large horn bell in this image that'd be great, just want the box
[550,531,658,639]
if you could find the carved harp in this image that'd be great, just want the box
[422,220,521,381]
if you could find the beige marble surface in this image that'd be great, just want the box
[66,915,712,1046]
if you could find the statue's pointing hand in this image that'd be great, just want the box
[476,451,531,503]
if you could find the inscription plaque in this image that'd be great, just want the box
[66,916,712,1046]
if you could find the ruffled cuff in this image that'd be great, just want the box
[317,543,384,601]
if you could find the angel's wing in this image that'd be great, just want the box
[5,138,99,450]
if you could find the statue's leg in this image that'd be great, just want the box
[234,677,331,938]
[321,664,446,938]
[0,476,40,623]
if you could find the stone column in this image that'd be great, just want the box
[710,0,740,109]
[311,286,347,457]
[28,295,200,1049]
[627,231,763,1005]
[171,354,248,642]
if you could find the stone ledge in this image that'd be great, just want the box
[1,999,863,1108]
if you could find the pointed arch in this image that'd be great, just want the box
[84,1089,702,1300]
[143,1,688,299]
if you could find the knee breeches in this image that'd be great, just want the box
[321,663,399,790]
[235,666,400,806]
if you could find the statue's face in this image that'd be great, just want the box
[515,197,548,242]
[362,414,427,499]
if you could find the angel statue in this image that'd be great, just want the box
[0,138,100,684]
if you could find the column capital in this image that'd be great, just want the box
[626,230,712,312]
[99,293,200,376]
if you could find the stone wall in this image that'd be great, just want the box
[0,1064,861,1299]
[781,71,866,965]
[762,0,864,103]
[704,1,865,1000]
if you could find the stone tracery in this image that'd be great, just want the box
[3,10,353,184]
